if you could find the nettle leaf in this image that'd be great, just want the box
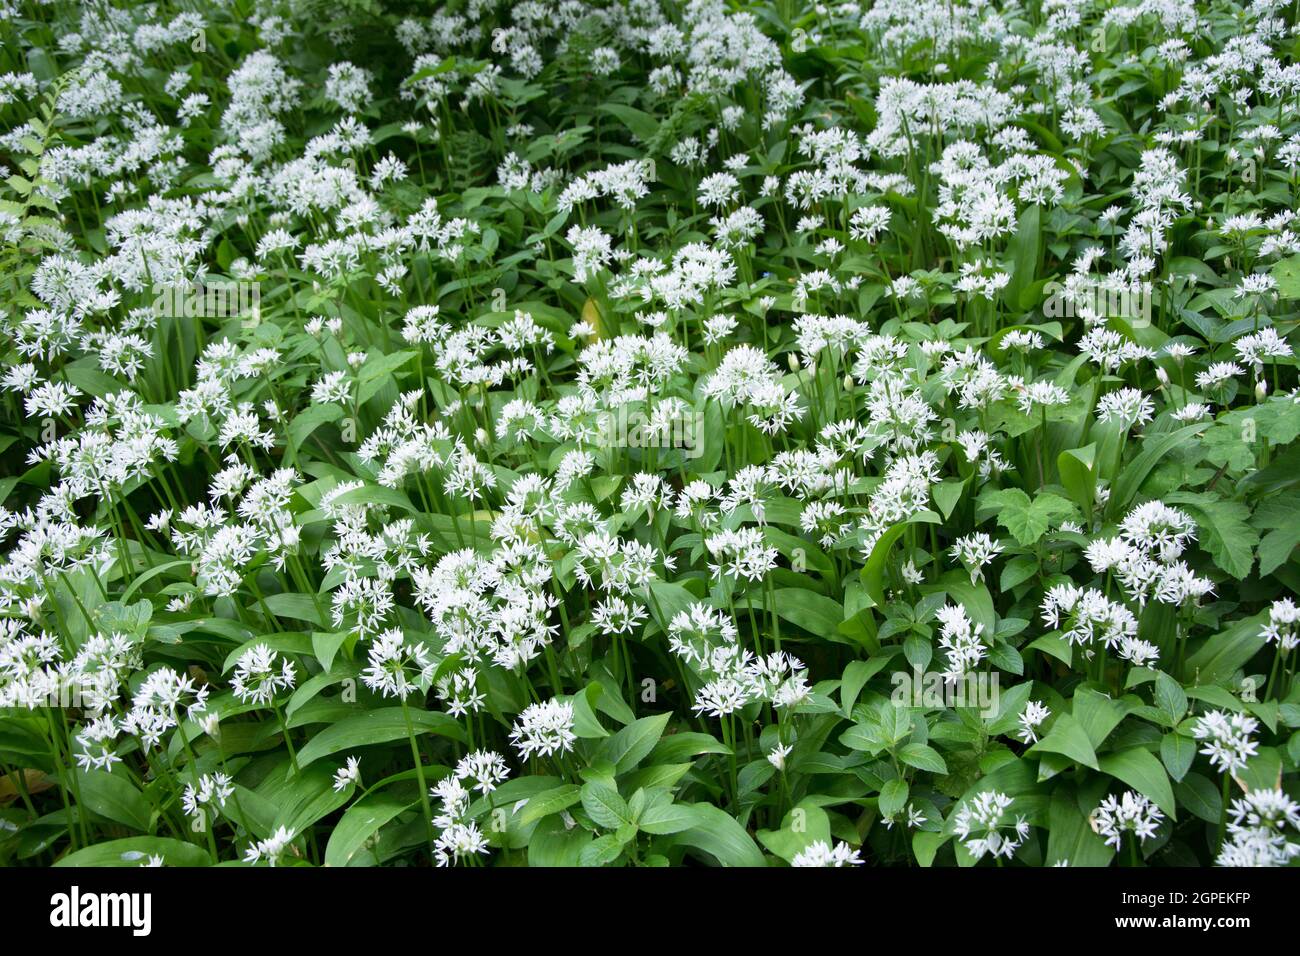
[519,784,583,825]
[1160,733,1196,783]
[580,782,634,830]
[1164,491,1258,579]
[977,488,1075,547]
[897,742,948,775]
[634,790,698,835]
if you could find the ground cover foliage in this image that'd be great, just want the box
[1,0,1300,868]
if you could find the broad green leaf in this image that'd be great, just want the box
[324,787,418,867]
[296,708,465,768]
[1098,748,1177,819]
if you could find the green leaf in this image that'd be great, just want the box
[324,787,418,867]
[1007,204,1041,310]
[565,683,610,739]
[978,488,1075,547]
[74,769,152,832]
[1045,792,1114,867]
[1098,748,1177,819]
[1269,253,1300,298]
[1029,712,1099,769]
[1160,733,1196,783]
[648,731,730,764]
[862,521,913,607]
[840,658,887,717]
[598,103,660,142]
[1057,445,1097,512]
[528,816,591,866]
[1164,491,1258,579]
[1173,773,1221,824]
[897,743,948,775]
[756,802,831,862]
[598,713,670,776]
[670,803,766,867]
[1073,686,1126,750]
[879,778,909,817]
[259,593,327,628]
[288,402,344,455]
[520,784,583,825]
[636,793,699,835]
[1185,610,1269,686]
[275,764,354,833]
[296,708,465,768]
[54,837,212,868]
[578,832,627,867]
[1154,672,1188,723]
[762,588,845,640]
[1111,424,1211,511]
[580,783,634,830]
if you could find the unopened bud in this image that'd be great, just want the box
[1256,380,1268,402]
[1156,367,1169,387]
[475,427,489,445]
[843,374,854,391]
[788,353,801,372]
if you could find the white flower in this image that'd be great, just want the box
[332,756,361,792]
[230,645,296,706]
[1192,710,1259,774]
[954,790,1029,861]
[509,699,576,760]
[1091,791,1164,850]
[792,840,863,867]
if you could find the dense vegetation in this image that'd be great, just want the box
[1,0,1299,867]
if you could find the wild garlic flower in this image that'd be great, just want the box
[244,826,296,867]
[509,698,576,760]
[949,532,1003,584]
[1192,710,1259,775]
[230,644,296,706]
[954,790,1029,861]
[1217,788,1300,867]
[791,840,863,867]
[182,772,235,818]
[1017,700,1050,744]
[360,629,434,700]
[332,757,361,792]
[1091,791,1164,850]
[1261,598,1299,652]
